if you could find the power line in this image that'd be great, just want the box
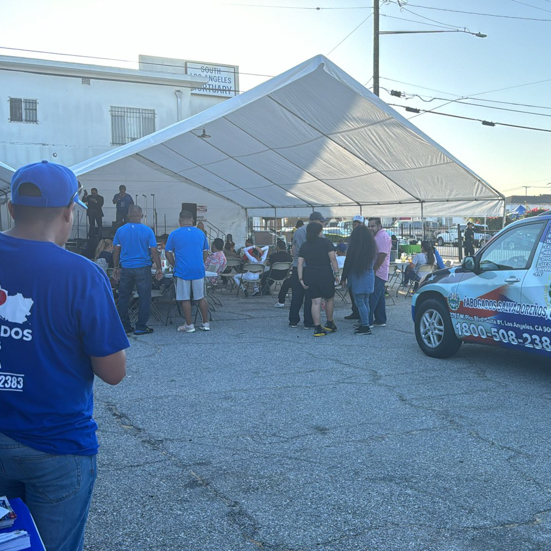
[0,46,273,80]
[398,2,551,21]
[219,3,372,9]
[380,13,464,31]
[388,103,551,133]
[327,14,373,55]
[510,0,551,14]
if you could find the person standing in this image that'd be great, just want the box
[341,225,377,335]
[344,215,366,320]
[0,160,128,551]
[297,222,340,337]
[165,210,210,333]
[82,187,104,238]
[464,221,475,256]
[113,205,162,335]
[112,184,134,227]
[367,217,392,328]
[289,212,327,328]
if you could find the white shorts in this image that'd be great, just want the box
[175,278,205,301]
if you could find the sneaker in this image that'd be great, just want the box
[354,325,372,335]
[314,325,328,337]
[344,313,360,320]
[199,322,210,331]
[289,323,298,328]
[274,302,285,308]
[125,326,135,335]
[372,322,386,327]
[324,321,337,333]
[134,327,154,335]
[177,323,195,333]
[252,291,261,297]
[304,325,315,329]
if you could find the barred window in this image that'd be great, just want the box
[110,106,156,146]
[9,98,38,123]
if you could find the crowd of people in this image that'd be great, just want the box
[0,159,448,550]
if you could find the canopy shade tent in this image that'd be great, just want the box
[0,160,14,190]
[72,54,504,227]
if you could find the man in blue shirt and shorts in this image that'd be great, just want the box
[113,205,163,335]
[0,161,128,551]
[165,210,210,333]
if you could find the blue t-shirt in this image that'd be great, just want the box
[0,233,129,456]
[113,193,134,215]
[166,227,209,280]
[113,223,157,269]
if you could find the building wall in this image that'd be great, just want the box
[0,61,227,169]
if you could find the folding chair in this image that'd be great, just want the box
[205,264,223,307]
[261,261,292,296]
[222,257,242,294]
[403,264,435,298]
[334,268,348,303]
[236,263,265,297]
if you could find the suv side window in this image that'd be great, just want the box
[478,222,545,271]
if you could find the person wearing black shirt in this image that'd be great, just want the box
[260,241,292,295]
[464,222,475,256]
[297,223,340,337]
[82,187,104,238]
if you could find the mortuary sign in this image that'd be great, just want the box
[187,62,238,97]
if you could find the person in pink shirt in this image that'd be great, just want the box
[367,217,391,327]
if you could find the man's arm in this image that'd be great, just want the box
[97,195,104,208]
[113,246,121,268]
[91,350,126,385]
[203,250,209,262]
[165,250,175,267]
[373,252,387,273]
[112,194,118,205]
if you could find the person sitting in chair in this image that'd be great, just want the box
[260,240,292,295]
[204,238,227,285]
[403,240,436,286]
[233,245,269,297]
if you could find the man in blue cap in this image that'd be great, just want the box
[0,161,128,551]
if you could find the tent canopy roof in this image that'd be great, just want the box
[75,55,501,218]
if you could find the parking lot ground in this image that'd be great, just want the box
[86,292,551,550]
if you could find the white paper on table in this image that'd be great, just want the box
[0,505,9,518]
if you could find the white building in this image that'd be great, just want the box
[0,54,238,169]
[0,54,239,235]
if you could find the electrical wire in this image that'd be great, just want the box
[510,0,551,14]
[380,13,465,30]
[219,3,372,9]
[327,14,373,55]
[0,46,273,79]
[388,103,551,133]
[395,2,551,21]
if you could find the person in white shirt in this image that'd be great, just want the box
[233,245,269,296]
[336,243,347,269]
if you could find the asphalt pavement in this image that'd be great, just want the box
[85,290,551,550]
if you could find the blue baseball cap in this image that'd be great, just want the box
[11,160,87,209]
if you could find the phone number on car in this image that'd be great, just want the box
[454,322,551,351]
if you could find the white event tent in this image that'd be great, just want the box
[7,55,505,240]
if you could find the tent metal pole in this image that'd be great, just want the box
[502,199,507,229]
[420,202,425,241]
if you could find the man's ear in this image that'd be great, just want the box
[62,204,75,223]
[7,201,15,221]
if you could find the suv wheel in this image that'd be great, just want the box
[415,298,462,358]
[437,237,444,246]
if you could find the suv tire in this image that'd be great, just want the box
[415,298,462,358]
[437,237,444,246]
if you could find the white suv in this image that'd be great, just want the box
[413,214,551,358]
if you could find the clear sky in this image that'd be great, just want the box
[1,0,550,196]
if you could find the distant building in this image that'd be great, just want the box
[0,54,239,168]
[506,195,551,212]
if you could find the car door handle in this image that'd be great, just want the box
[505,276,521,284]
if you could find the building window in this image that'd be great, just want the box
[110,106,156,146]
[9,98,38,123]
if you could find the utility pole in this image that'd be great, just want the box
[373,0,380,96]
